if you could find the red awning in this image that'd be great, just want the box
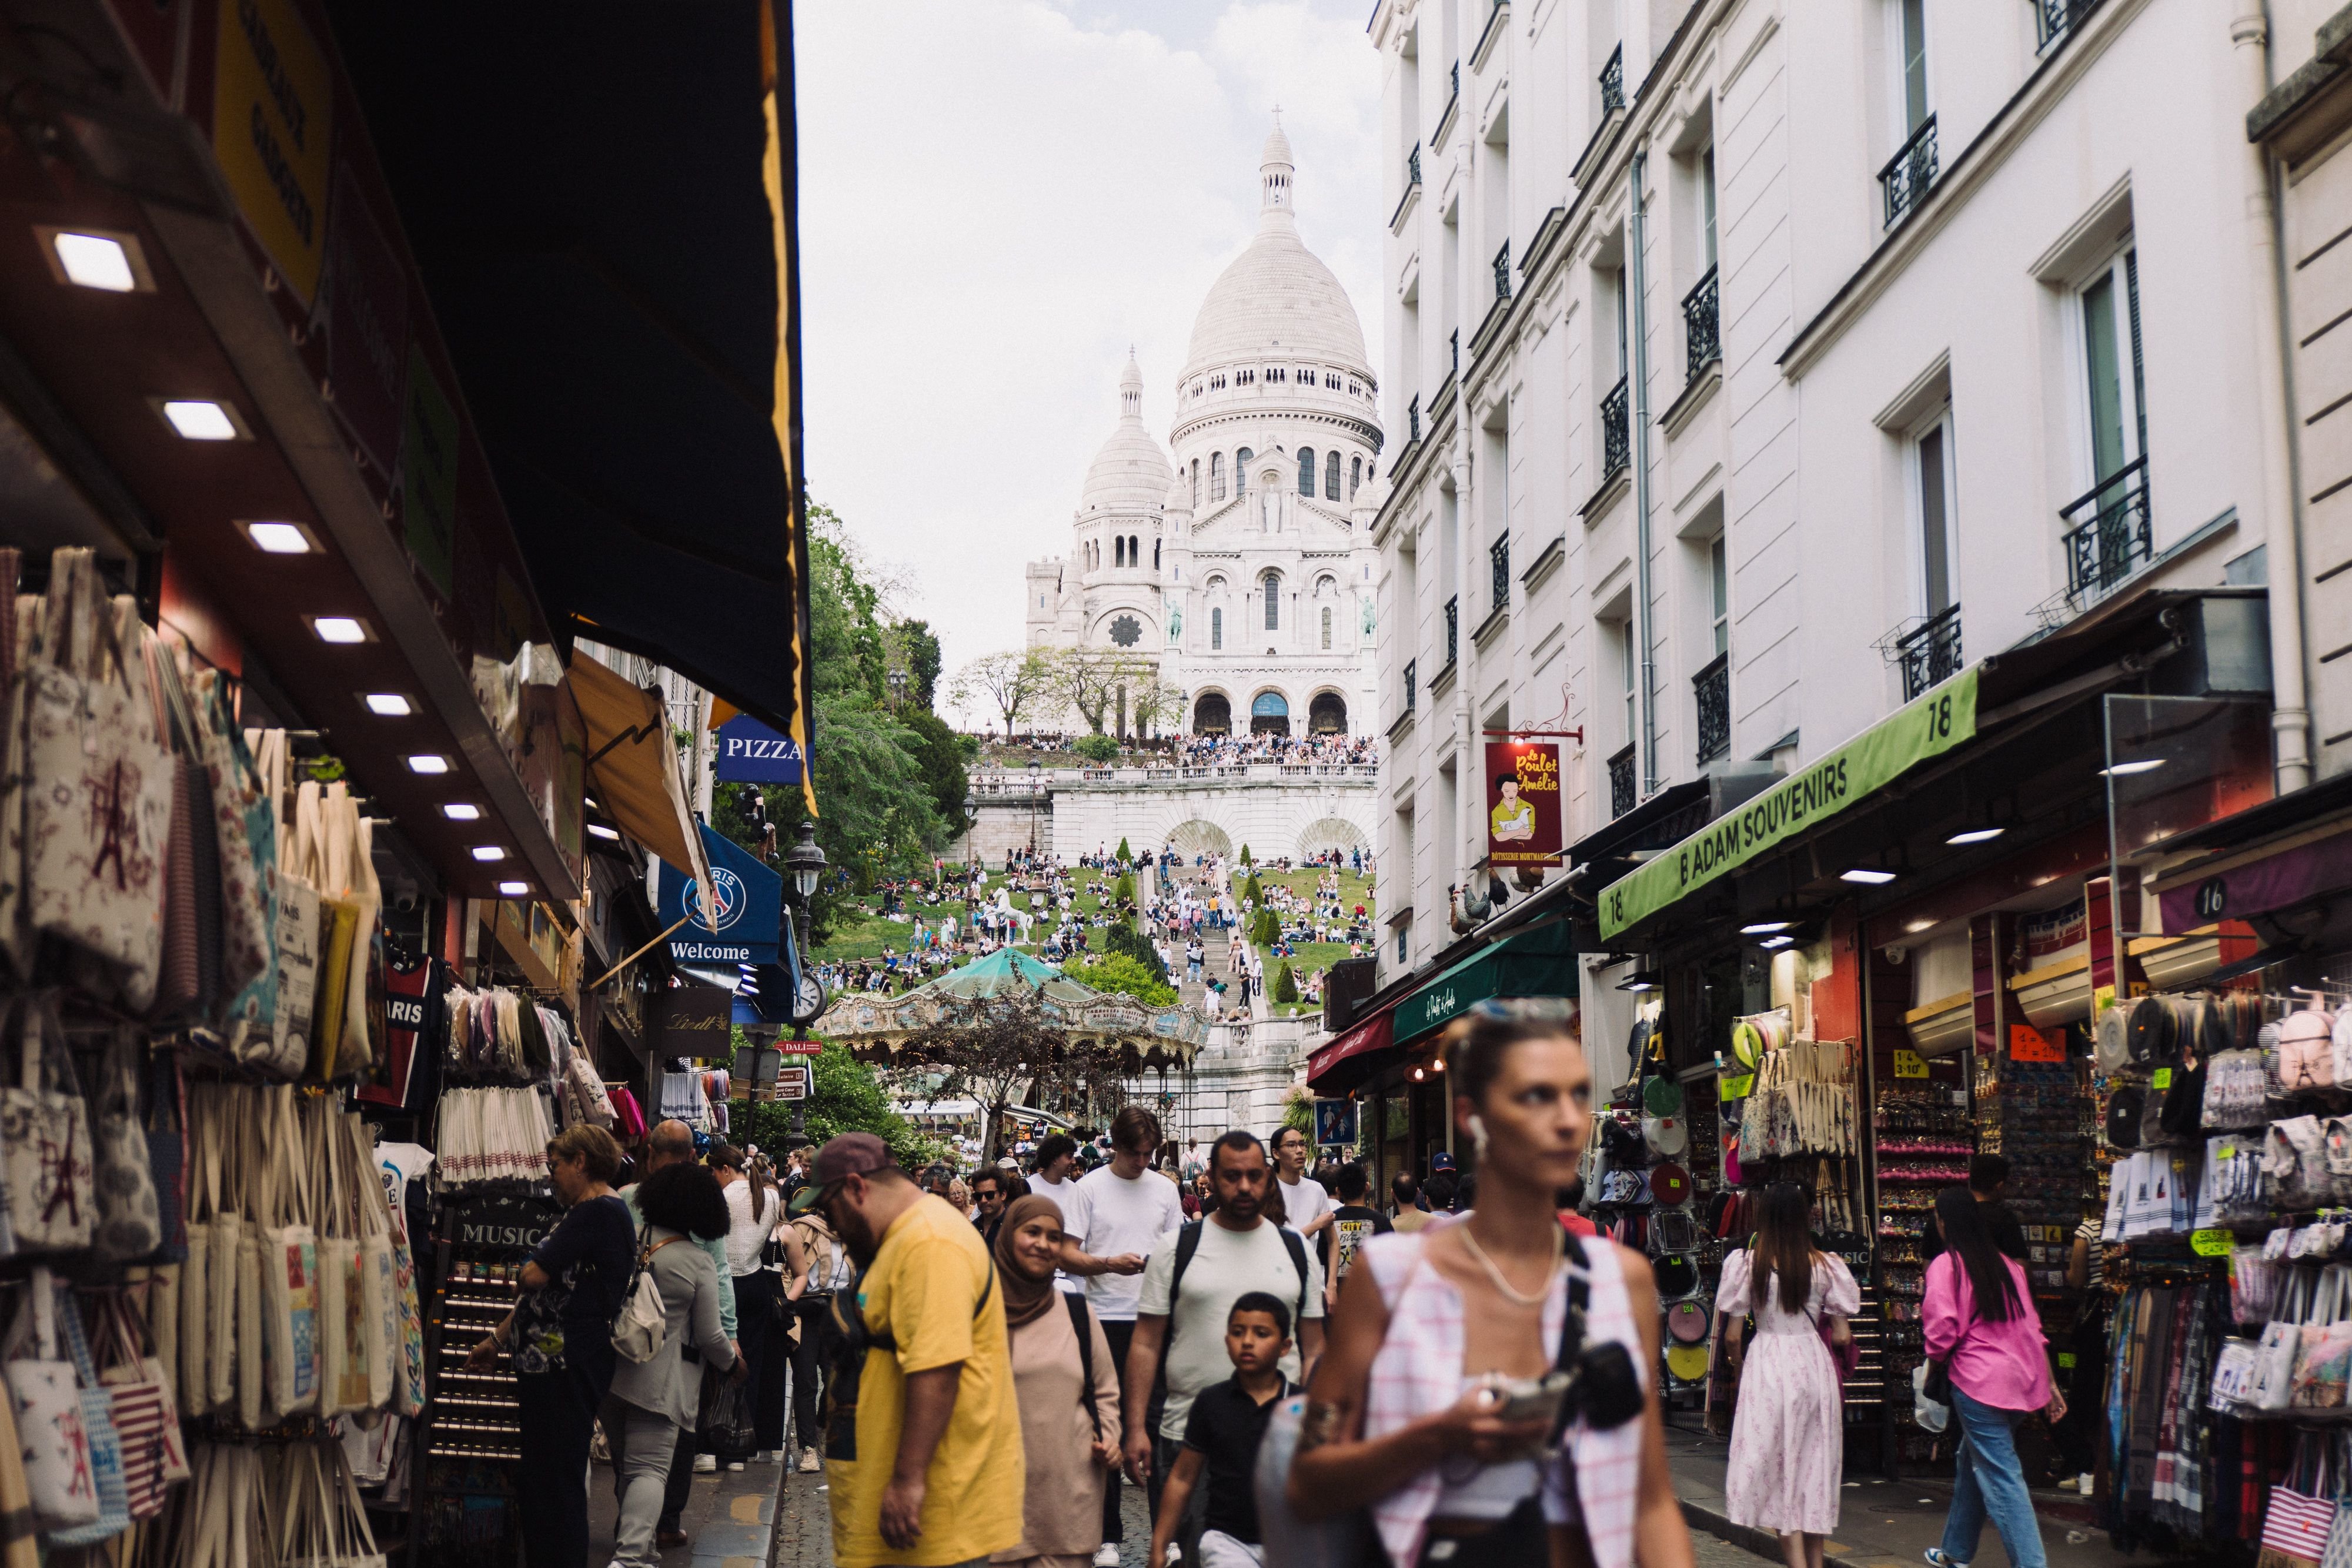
[1307,1010,1395,1092]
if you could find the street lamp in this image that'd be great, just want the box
[887,667,908,708]
[785,820,826,903]
[1027,760,1041,854]
[780,821,828,1149]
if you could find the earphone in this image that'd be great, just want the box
[1467,1113,1491,1162]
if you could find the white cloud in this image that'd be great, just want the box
[793,0,1384,726]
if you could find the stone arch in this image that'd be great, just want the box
[1192,690,1232,733]
[1295,817,1369,860]
[1307,690,1348,734]
[1248,688,1291,737]
[1166,820,1234,860]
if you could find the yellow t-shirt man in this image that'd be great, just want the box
[831,1193,1024,1568]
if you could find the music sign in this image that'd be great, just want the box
[1485,741,1563,867]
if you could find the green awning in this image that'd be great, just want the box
[1395,924,1579,1045]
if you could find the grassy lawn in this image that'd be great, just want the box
[811,869,1122,964]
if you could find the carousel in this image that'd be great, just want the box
[816,948,1210,1069]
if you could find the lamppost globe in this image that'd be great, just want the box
[887,668,907,706]
[785,820,826,900]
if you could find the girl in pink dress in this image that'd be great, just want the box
[1716,1182,1859,1568]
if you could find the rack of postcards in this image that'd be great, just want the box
[1873,1084,1972,1462]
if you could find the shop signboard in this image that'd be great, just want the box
[1486,741,1564,866]
[657,824,783,967]
[714,715,806,784]
[1599,669,1979,941]
[1313,1099,1359,1148]
[2157,828,2352,932]
[213,0,333,304]
[662,985,733,1058]
[776,1065,810,1101]
[779,1038,825,1057]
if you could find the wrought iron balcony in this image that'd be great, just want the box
[1404,659,1417,712]
[2034,0,2105,49]
[1609,745,1637,820]
[1444,597,1459,667]
[1450,329,1460,378]
[1409,143,1422,187]
[1693,654,1729,765]
[1489,537,1510,613]
[1893,604,1963,701]
[1683,266,1719,383]
[1408,394,1421,444]
[1599,44,1625,115]
[2061,457,2152,606]
[1493,241,1512,304]
[1600,375,1631,480]
[1880,115,1938,229]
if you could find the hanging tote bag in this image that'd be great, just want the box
[2263,1433,2338,1568]
[325,788,380,1078]
[258,1088,319,1418]
[190,672,269,1009]
[0,992,92,1253]
[347,1118,397,1412]
[268,748,322,1079]
[145,1054,185,1265]
[318,1108,370,1415]
[279,1436,388,1568]
[89,1026,161,1263]
[381,1132,425,1419]
[19,553,172,1010]
[92,1292,183,1522]
[176,1089,215,1419]
[2,1269,95,1530]
[2292,1266,2352,1410]
[46,1285,130,1549]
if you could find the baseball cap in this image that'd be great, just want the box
[813,1133,895,1186]
[1431,1151,1456,1172]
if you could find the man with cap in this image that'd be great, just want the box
[813,1134,1023,1568]
[619,1120,739,1544]
[1422,1151,1459,1215]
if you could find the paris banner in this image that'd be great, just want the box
[1485,740,1564,867]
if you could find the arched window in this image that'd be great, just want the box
[1325,450,1341,499]
[1298,447,1317,496]
[1152,539,1161,570]
[1211,453,1225,500]
[1113,537,1124,569]
[1262,572,1280,630]
[1349,456,1362,499]
[1211,607,1222,650]
[1129,535,1140,567]
[1237,448,1253,493]
[1191,459,1201,506]
[1321,605,1333,648]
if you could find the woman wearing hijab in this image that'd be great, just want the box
[990,1195,1124,1568]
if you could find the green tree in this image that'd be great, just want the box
[1101,921,1169,985]
[1243,874,1265,906]
[727,1041,931,1168]
[1279,1086,1313,1138]
[900,708,972,838]
[1115,837,1132,862]
[1112,872,1135,905]
[1074,733,1119,763]
[1064,952,1178,1007]
[1272,963,1298,1004]
[1251,907,1280,947]
[889,619,944,708]
[1239,844,1253,866]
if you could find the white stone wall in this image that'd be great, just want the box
[1130,1014,1321,1149]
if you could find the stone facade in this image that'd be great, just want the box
[955,763,1378,868]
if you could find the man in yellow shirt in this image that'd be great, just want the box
[814,1134,1023,1568]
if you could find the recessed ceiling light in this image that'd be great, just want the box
[404,754,450,775]
[1740,921,1792,935]
[310,617,367,644]
[51,232,136,292]
[497,881,529,898]
[362,693,413,717]
[587,824,620,841]
[159,400,239,440]
[441,803,482,821]
[469,845,506,862]
[1840,867,1897,884]
[242,521,318,554]
[2101,759,2166,777]
[1946,826,2006,845]
[1758,935,1796,949]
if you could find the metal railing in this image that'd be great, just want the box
[1880,115,1938,229]
[1404,660,1418,712]
[1408,394,1421,444]
[1683,266,1719,383]
[1490,537,1510,612]
[1599,44,1625,114]
[1450,329,1460,378]
[2060,457,2152,606]
[1493,241,1512,303]
[1609,745,1637,819]
[1444,597,1459,667]
[2034,0,2105,49]
[1893,604,1964,701]
[1693,654,1729,765]
[1408,143,1422,188]
[1601,375,1631,480]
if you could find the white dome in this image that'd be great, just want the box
[1181,125,1368,381]
[1081,352,1172,511]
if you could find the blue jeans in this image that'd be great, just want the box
[1940,1388,2047,1568]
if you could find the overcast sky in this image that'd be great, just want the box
[794,0,1386,725]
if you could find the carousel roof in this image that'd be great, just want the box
[817,949,1208,1069]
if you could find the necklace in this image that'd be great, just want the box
[1456,1219,1564,1308]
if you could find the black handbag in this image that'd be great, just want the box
[1921,1356,1953,1408]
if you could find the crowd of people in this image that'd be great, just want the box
[1171,732,1381,768]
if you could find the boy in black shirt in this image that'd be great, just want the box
[1150,1292,1296,1568]
[1322,1161,1392,1309]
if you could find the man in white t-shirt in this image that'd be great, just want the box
[1270,1125,1334,1240]
[1028,1133,1083,1292]
[1122,1132,1324,1545]
[1058,1107,1184,1564]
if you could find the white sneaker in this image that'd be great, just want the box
[1165,1544,1182,1566]
[693,1454,717,1474]
[2079,1473,2094,1496]
[727,1460,745,1472]
[799,1448,821,1473]
[1092,1547,1121,1567]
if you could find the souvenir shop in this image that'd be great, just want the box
[1581,591,2279,1486]
[0,2,819,1561]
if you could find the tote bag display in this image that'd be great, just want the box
[278,1437,387,1568]
[347,1119,398,1412]
[1,1272,93,1532]
[189,671,268,1007]
[88,1027,160,1263]
[95,1292,186,1521]
[266,747,322,1079]
[2263,1435,2338,1568]
[48,1285,131,1549]
[323,785,380,1078]
[258,1088,319,1417]
[0,994,91,1253]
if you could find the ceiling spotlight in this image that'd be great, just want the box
[242,521,318,554]
[362,693,413,717]
[1946,826,2006,845]
[1840,867,1897,885]
[440,803,482,821]
[587,824,621,841]
[1740,921,1792,935]
[310,617,367,644]
[2101,759,2167,777]
[469,846,505,862]
[496,881,529,897]
[48,231,138,292]
[1758,935,1796,949]
[159,400,240,440]
[404,754,450,775]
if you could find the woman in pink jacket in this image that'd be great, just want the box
[1921,1188,2066,1568]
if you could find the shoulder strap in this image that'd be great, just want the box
[1066,1293,1101,1439]
[1169,1219,1205,1309]
[1278,1226,1311,1327]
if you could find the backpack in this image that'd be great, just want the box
[1065,1292,1102,1440]
[793,1213,841,1295]
[612,1232,686,1365]
[1167,1219,1311,1349]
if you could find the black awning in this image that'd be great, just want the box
[323,0,814,755]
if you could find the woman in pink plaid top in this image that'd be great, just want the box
[1285,1005,1697,1568]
